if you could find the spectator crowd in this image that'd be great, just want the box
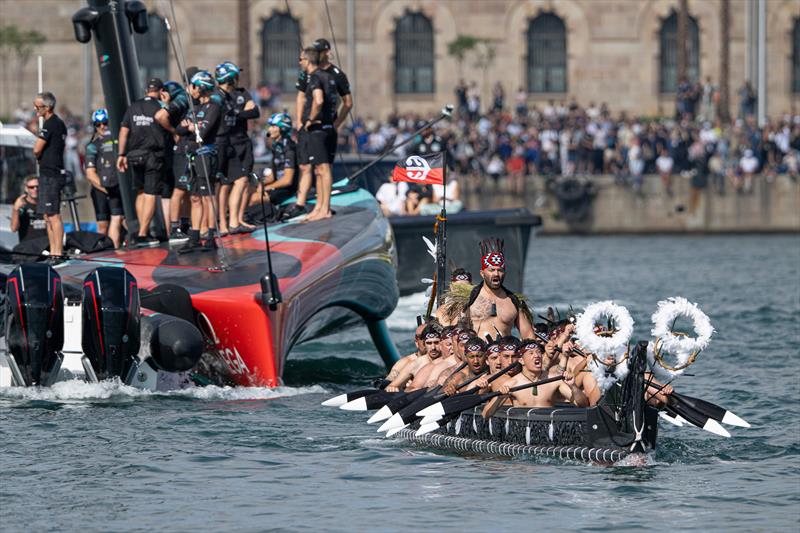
[10,76,800,221]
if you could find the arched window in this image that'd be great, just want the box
[526,14,567,93]
[134,13,169,88]
[659,12,700,93]
[793,18,800,93]
[261,13,301,93]
[395,12,434,94]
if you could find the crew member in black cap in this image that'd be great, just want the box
[312,38,352,132]
[117,77,175,247]
[286,38,352,221]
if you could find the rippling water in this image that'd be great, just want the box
[1,235,798,532]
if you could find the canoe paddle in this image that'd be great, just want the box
[664,396,730,437]
[321,377,392,407]
[647,382,750,429]
[671,392,749,428]
[367,387,432,424]
[377,370,488,433]
[379,362,521,433]
[323,387,384,408]
[414,374,565,425]
[367,362,468,424]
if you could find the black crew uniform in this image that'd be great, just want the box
[120,96,167,195]
[16,198,47,242]
[85,130,123,221]
[296,63,350,165]
[36,113,67,216]
[299,68,338,165]
[181,99,222,197]
[267,136,299,206]
[215,87,259,183]
[168,97,192,192]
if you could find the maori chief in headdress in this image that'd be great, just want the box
[439,238,534,340]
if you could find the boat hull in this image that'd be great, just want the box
[17,188,398,387]
[394,404,659,463]
[389,208,541,295]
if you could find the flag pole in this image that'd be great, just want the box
[436,151,447,307]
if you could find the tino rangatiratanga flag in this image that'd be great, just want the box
[391,152,445,185]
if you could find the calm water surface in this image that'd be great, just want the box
[1,235,798,532]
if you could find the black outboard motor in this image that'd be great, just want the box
[4,264,65,386]
[81,267,141,382]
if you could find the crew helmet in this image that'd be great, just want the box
[267,112,293,135]
[214,61,240,84]
[163,80,186,100]
[92,108,109,125]
[190,70,216,92]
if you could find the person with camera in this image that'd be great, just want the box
[11,176,47,246]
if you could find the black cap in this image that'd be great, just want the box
[313,38,331,51]
[147,77,164,91]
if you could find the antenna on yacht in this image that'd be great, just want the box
[256,173,282,310]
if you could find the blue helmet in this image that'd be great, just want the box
[92,108,109,126]
[267,112,292,135]
[190,70,215,92]
[163,80,186,100]
[214,61,240,84]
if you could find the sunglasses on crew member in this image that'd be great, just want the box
[27,185,39,190]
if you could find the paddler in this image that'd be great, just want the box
[427,327,476,386]
[385,319,428,382]
[441,239,534,339]
[405,326,459,390]
[442,337,488,396]
[498,341,588,408]
[385,324,442,392]
[435,269,472,324]
[475,336,521,392]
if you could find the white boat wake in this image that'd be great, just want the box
[0,379,326,402]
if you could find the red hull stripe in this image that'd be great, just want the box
[9,278,27,353]
[84,281,105,356]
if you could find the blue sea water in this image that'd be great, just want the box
[1,235,798,532]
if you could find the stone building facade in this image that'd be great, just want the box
[0,0,798,121]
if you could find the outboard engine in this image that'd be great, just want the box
[81,267,141,382]
[4,264,64,386]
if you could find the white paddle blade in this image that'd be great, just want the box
[419,414,443,426]
[321,394,349,407]
[703,418,731,438]
[416,423,441,436]
[340,397,368,411]
[721,411,750,428]
[659,411,684,427]
[367,405,393,424]
[380,412,406,432]
[417,403,445,418]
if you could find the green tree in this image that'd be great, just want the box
[447,35,480,78]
